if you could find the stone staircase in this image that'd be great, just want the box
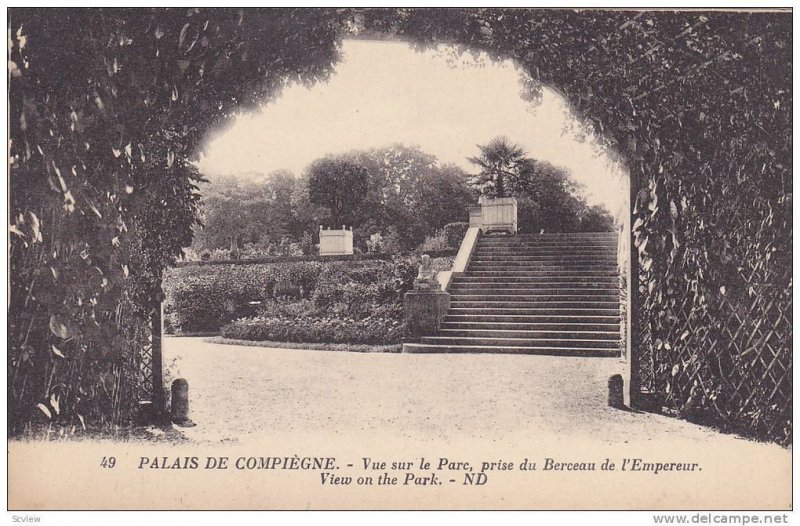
[403,232,621,356]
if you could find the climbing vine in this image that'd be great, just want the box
[9,8,791,441]
[8,8,347,431]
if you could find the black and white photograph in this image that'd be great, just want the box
[5,5,792,515]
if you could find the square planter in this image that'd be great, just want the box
[319,226,353,256]
[480,197,517,234]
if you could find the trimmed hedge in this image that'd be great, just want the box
[221,315,407,344]
[164,256,453,335]
[175,249,457,267]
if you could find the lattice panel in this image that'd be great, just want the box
[134,318,155,403]
[636,263,792,444]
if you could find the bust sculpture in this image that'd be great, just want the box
[414,254,438,291]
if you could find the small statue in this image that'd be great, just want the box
[414,254,438,291]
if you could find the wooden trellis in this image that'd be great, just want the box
[635,261,792,444]
[133,304,167,418]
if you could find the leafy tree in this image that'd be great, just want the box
[414,163,477,234]
[305,157,369,227]
[467,136,528,198]
[192,170,301,251]
[263,170,302,238]
[345,145,474,249]
[290,174,331,238]
[513,159,613,233]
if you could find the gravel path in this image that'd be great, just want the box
[7,337,790,510]
[164,337,785,449]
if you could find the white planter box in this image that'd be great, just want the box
[480,197,517,234]
[319,227,353,256]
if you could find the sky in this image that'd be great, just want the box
[197,39,628,218]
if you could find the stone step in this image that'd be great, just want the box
[471,251,618,258]
[444,314,619,324]
[510,232,618,237]
[479,236,617,243]
[449,287,618,296]
[401,343,620,357]
[468,266,619,273]
[477,244,618,251]
[450,280,619,288]
[482,233,617,240]
[474,243,618,249]
[416,231,622,356]
[465,271,619,278]
[467,258,617,271]
[419,335,620,349]
[474,246,616,252]
[472,250,617,261]
[470,257,618,265]
[451,294,618,302]
[451,301,619,310]
[453,276,619,284]
[441,321,620,332]
[441,321,620,331]
[467,258,617,270]
[448,307,620,316]
[438,328,620,340]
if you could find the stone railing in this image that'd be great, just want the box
[436,226,481,292]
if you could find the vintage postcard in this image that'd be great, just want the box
[6,6,792,515]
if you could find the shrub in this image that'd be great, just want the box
[209,247,232,261]
[221,315,408,345]
[163,255,436,335]
[419,231,449,252]
[165,261,323,333]
[442,222,470,249]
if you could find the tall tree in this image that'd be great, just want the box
[415,163,476,232]
[305,157,369,227]
[345,145,474,249]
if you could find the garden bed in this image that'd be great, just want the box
[164,255,454,342]
[205,336,401,354]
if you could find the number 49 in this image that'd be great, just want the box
[100,456,116,468]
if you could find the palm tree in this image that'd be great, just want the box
[467,136,528,198]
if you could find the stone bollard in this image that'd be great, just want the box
[608,374,625,409]
[171,378,196,427]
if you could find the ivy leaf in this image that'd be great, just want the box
[25,211,42,242]
[36,403,52,419]
[49,315,75,340]
[50,345,65,358]
[179,23,190,49]
[50,393,60,415]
